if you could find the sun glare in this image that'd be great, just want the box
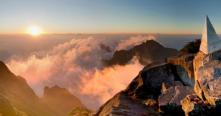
[27,25,43,36]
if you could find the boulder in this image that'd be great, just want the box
[126,63,176,100]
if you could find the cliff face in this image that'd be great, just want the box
[97,40,221,116]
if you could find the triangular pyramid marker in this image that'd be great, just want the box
[200,16,221,54]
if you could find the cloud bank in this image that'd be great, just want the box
[6,35,155,109]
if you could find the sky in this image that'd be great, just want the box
[1,0,221,34]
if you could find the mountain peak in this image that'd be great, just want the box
[105,40,178,66]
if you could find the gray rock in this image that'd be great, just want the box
[159,83,193,107]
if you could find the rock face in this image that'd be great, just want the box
[105,40,178,66]
[42,86,85,116]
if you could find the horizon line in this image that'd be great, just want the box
[0,32,201,36]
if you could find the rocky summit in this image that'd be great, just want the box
[96,38,221,116]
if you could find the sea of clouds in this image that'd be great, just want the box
[6,35,156,109]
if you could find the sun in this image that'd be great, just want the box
[26,25,43,36]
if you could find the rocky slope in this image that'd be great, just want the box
[104,40,178,66]
[96,40,221,116]
[0,61,86,116]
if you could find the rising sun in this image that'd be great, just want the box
[26,25,43,36]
